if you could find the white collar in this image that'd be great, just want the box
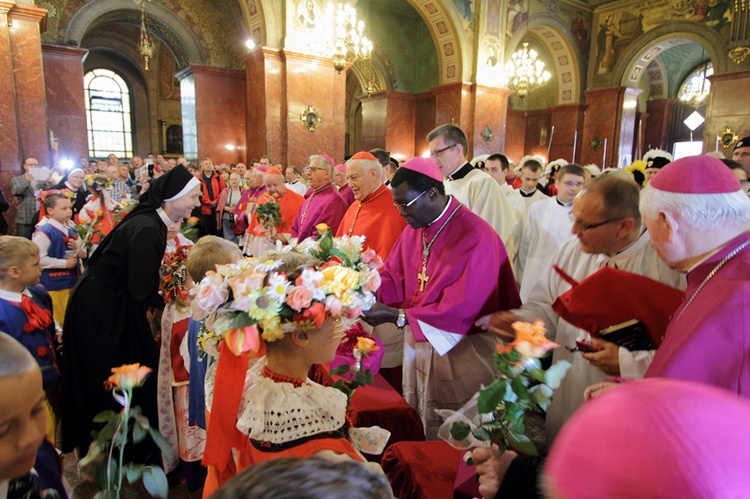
[45,217,69,232]
[427,196,454,227]
[156,207,172,227]
[0,287,32,304]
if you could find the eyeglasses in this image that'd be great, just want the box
[304,166,327,172]
[560,180,584,187]
[430,144,456,159]
[393,189,428,210]
[569,214,623,232]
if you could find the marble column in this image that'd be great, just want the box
[8,3,49,167]
[705,70,750,153]
[549,104,586,164]
[581,87,640,169]
[244,49,348,167]
[471,85,513,158]
[42,44,88,162]
[360,91,417,158]
[176,65,246,164]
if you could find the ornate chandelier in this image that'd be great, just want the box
[137,0,155,70]
[503,43,551,98]
[329,2,372,73]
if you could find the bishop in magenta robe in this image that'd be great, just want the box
[290,183,348,242]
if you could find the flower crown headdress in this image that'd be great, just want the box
[86,173,114,191]
[36,188,75,203]
[192,224,383,358]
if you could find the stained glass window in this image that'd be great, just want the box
[84,69,134,158]
[678,62,713,107]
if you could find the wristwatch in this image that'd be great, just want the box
[396,309,407,329]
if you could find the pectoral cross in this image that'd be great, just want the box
[417,265,429,292]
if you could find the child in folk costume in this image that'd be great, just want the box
[77,173,118,257]
[32,192,80,327]
[0,237,60,444]
[195,231,387,496]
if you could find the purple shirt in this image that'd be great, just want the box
[646,231,750,397]
[291,183,348,242]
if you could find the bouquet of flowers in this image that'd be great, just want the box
[440,320,571,456]
[159,241,190,305]
[191,225,382,359]
[255,198,284,233]
[329,322,383,401]
[74,216,105,255]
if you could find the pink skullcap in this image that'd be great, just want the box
[319,155,335,168]
[649,155,740,194]
[351,151,378,161]
[400,157,442,182]
[256,165,267,173]
[547,378,750,498]
[335,163,346,173]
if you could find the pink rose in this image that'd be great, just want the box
[344,306,363,319]
[362,248,384,270]
[286,285,313,311]
[361,269,381,292]
[228,272,265,299]
[195,281,228,314]
[326,295,343,318]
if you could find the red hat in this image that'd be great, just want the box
[335,163,346,173]
[265,167,282,176]
[351,151,378,161]
[649,155,741,194]
[400,157,442,182]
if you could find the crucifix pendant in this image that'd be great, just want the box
[417,264,429,292]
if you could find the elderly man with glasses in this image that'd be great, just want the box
[478,173,684,444]
[290,154,347,243]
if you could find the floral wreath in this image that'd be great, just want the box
[192,223,383,359]
[160,238,190,304]
[36,188,75,204]
[85,173,114,191]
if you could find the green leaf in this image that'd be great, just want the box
[95,417,119,444]
[122,463,143,484]
[136,414,150,430]
[93,410,118,423]
[148,428,175,463]
[329,365,350,376]
[545,360,572,389]
[450,421,471,441]
[508,431,538,456]
[142,466,169,499]
[528,369,547,383]
[472,426,492,442]
[511,376,530,400]
[132,421,147,443]
[319,235,333,254]
[478,380,506,414]
[95,457,117,492]
[79,440,104,467]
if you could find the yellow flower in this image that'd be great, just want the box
[319,266,360,298]
[316,223,330,234]
[355,337,380,355]
[260,316,285,342]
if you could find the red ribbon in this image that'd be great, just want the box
[20,295,53,333]
[202,342,248,471]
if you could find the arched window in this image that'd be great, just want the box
[84,69,134,158]
[678,62,713,107]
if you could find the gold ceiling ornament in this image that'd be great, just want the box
[136,0,155,70]
[300,106,322,132]
[502,42,551,99]
[327,2,372,73]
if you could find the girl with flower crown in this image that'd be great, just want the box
[195,236,387,496]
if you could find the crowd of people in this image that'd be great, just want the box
[1,128,749,498]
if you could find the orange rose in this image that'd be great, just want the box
[355,336,380,355]
[286,285,313,311]
[510,320,559,358]
[105,363,152,390]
